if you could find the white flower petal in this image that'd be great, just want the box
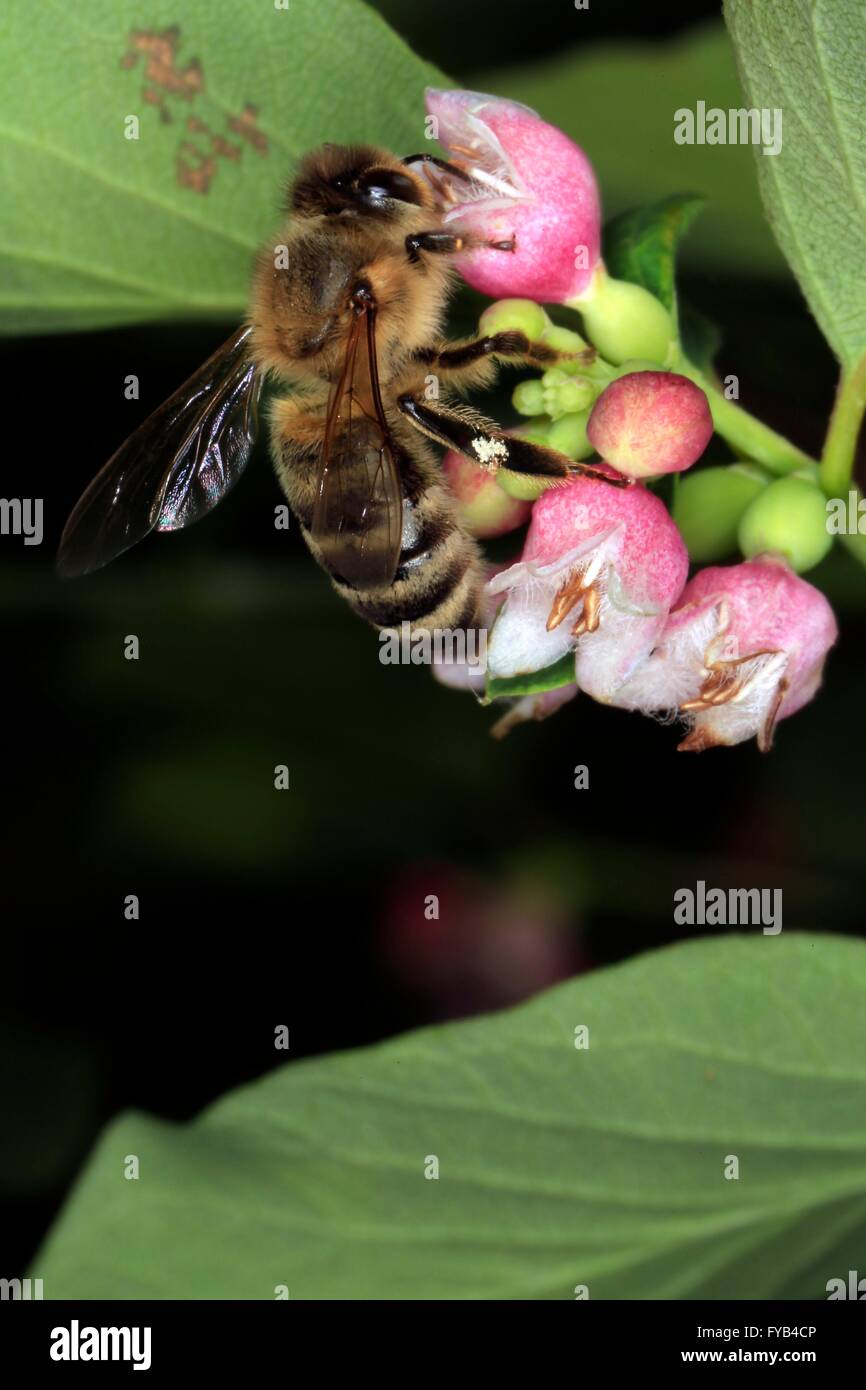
[487,579,578,677]
[486,529,620,679]
[614,599,723,711]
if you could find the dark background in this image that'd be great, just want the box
[2,0,864,1277]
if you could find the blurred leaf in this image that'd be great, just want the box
[604,194,705,317]
[0,0,440,334]
[470,23,785,280]
[486,653,574,701]
[679,299,723,374]
[725,0,866,371]
[35,935,866,1299]
[604,193,720,369]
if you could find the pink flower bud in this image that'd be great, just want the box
[486,477,689,702]
[423,87,601,302]
[615,558,838,751]
[441,449,532,539]
[586,372,713,479]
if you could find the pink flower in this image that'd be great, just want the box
[485,477,689,702]
[378,866,584,1016]
[586,372,714,479]
[422,88,600,302]
[615,558,839,751]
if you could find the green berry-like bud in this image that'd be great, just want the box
[511,416,552,446]
[497,471,552,501]
[673,463,770,562]
[738,476,834,573]
[541,323,589,353]
[479,298,550,340]
[541,367,595,419]
[512,379,546,416]
[569,265,676,366]
[547,410,592,460]
[539,323,592,372]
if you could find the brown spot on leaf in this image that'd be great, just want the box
[125,27,204,99]
[213,136,241,161]
[185,118,242,162]
[177,142,217,195]
[228,103,269,155]
[120,28,267,194]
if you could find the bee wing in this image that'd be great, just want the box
[57,327,262,578]
[311,303,403,589]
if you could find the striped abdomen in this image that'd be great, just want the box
[273,424,484,634]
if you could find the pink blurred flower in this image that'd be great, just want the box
[615,558,838,751]
[587,371,714,479]
[423,87,601,302]
[486,477,689,702]
[379,865,586,1019]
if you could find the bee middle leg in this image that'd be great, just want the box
[415,331,593,390]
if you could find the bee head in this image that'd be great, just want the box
[289,144,430,218]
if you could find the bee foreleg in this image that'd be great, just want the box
[401,152,473,184]
[405,230,515,264]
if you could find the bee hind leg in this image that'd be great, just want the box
[397,395,565,478]
[396,394,631,489]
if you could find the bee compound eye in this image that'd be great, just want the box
[357,168,421,206]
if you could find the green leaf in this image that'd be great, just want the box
[0,0,441,334]
[34,935,866,1299]
[724,0,866,371]
[603,194,720,370]
[471,24,787,281]
[486,653,575,701]
[604,194,705,317]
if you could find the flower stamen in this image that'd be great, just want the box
[680,648,781,712]
[546,569,588,630]
[571,584,601,637]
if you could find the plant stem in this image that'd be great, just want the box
[820,352,866,497]
[675,356,815,475]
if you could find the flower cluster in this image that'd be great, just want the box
[425,88,839,750]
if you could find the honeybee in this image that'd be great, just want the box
[58,143,619,633]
